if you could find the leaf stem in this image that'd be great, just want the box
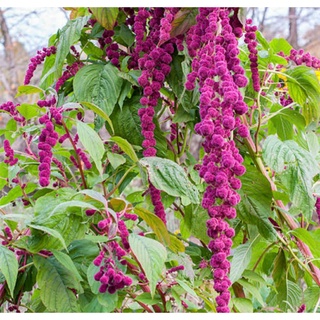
[61,119,87,189]
[105,165,135,198]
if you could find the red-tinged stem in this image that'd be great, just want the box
[242,118,320,286]
[61,119,87,189]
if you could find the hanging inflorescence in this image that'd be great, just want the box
[185,8,250,312]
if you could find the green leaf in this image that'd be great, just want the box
[175,279,198,298]
[233,298,253,313]
[276,279,302,311]
[15,85,44,98]
[256,31,270,50]
[34,255,80,312]
[304,286,320,312]
[263,135,319,219]
[134,207,170,246]
[77,121,105,174]
[129,234,167,297]
[285,66,320,124]
[107,152,126,170]
[139,157,199,204]
[237,278,265,306]
[16,103,41,120]
[230,236,260,283]
[237,165,276,241]
[55,16,89,76]
[269,38,292,55]
[87,263,100,294]
[135,292,162,305]
[51,200,99,217]
[90,8,119,30]
[0,245,18,297]
[76,189,107,207]
[80,101,114,134]
[51,249,82,281]
[97,291,118,311]
[28,224,68,251]
[109,136,138,163]
[74,63,123,116]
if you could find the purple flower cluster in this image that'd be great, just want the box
[244,19,260,92]
[55,61,83,92]
[3,140,18,166]
[98,30,121,66]
[287,48,320,68]
[159,9,175,43]
[297,304,306,313]
[93,242,132,294]
[0,101,24,123]
[38,120,58,187]
[24,46,56,85]
[118,219,130,250]
[123,212,138,221]
[149,182,166,223]
[315,197,320,221]
[167,265,184,273]
[185,8,249,313]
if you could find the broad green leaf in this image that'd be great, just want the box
[304,286,320,312]
[55,16,89,76]
[0,185,23,207]
[272,249,286,286]
[16,103,41,120]
[129,233,167,297]
[51,200,99,216]
[230,236,260,283]
[15,85,44,98]
[80,101,114,134]
[34,256,80,312]
[90,8,119,30]
[175,279,198,298]
[170,8,198,39]
[263,135,319,219]
[285,66,320,124]
[51,249,82,281]
[237,165,276,241]
[168,234,185,253]
[237,278,265,306]
[233,297,253,313]
[82,296,112,312]
[107,151,126,169]
[109,136,138,163]
[139,157,199,204]
[84,235,112,243]
[135,292,162,305]
[256,31,270,51]
[87,263,100,294]
[0,245,18,297]
[276,279,302,311]
[76,189,107,207]
[97,291,118,311]
[28,224,68,251]
[74,64,123,116]
[77,121,105,174]
[134,207,170,245]
[269,38,292,55]
[107,96,167,158]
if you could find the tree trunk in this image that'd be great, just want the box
[287,7,298,49]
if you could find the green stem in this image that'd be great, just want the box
[178,126,189,158]
[252,242,277,271]
[242,126,320,286]
[61,119,88,189]
[105,165,135,198]
[18,262,34,272]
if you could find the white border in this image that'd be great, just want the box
[1,1,320,8]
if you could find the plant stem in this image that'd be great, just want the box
[242,128,320,286]
[252,242,277,271]
[18,262,34,272]
[61,119,87,189]
[105,165,135,198]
